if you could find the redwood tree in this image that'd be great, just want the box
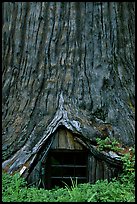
[2,2,135,175]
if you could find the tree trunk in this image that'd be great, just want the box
[2,2,135,175]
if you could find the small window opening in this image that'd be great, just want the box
[45,150,88,189]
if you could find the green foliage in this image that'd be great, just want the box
[96,137,122,152]
[119,148,135,185]
[62,177,86,202]
[2,148,135,202]
[2,171,27,202]
[121,148,135,173]
[2,172,135,202]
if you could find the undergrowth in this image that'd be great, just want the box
[2,149,135,202]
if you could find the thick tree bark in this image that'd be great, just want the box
[2,2,135,175]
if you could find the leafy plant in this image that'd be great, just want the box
[62,177,86,202]
[96,137,122,152]
[2,171,27,202]
[119,147,135,185]
[2,171,135,202]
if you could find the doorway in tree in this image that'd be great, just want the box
[45,149,88,189]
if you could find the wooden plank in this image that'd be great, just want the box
[66,130,75,149]
[51,131,59,149]
[74,142,82,149]
[91,156,96,184]
[96,160,104,181]
[66,130,84,150]
[58,129,67,149]
[87,154,93,183]
[74,137,83,150]
[96,160,101,181]
[111,168,115,178]
[51,128,84,150]
[74,136,88,149]
[108,167,112,182]
[103,162,109,180]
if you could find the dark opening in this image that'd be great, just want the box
[45,150,88,189]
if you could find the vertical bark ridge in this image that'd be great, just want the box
[2,2,135,165]
[19,3,30,68]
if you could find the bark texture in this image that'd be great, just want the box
[2,2,135,174]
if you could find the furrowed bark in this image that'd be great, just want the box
[2,2,135,175]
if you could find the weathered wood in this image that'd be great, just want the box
[108,168,112,182]
[51,131,59,149]
[87,154,92,183]
[90,156,96,184]
[96,160,104,181]
[58,129,67,149]
[51,127,83,150]
[65,130,75,149]
[27,160,41,187]
[103,162,109,180]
